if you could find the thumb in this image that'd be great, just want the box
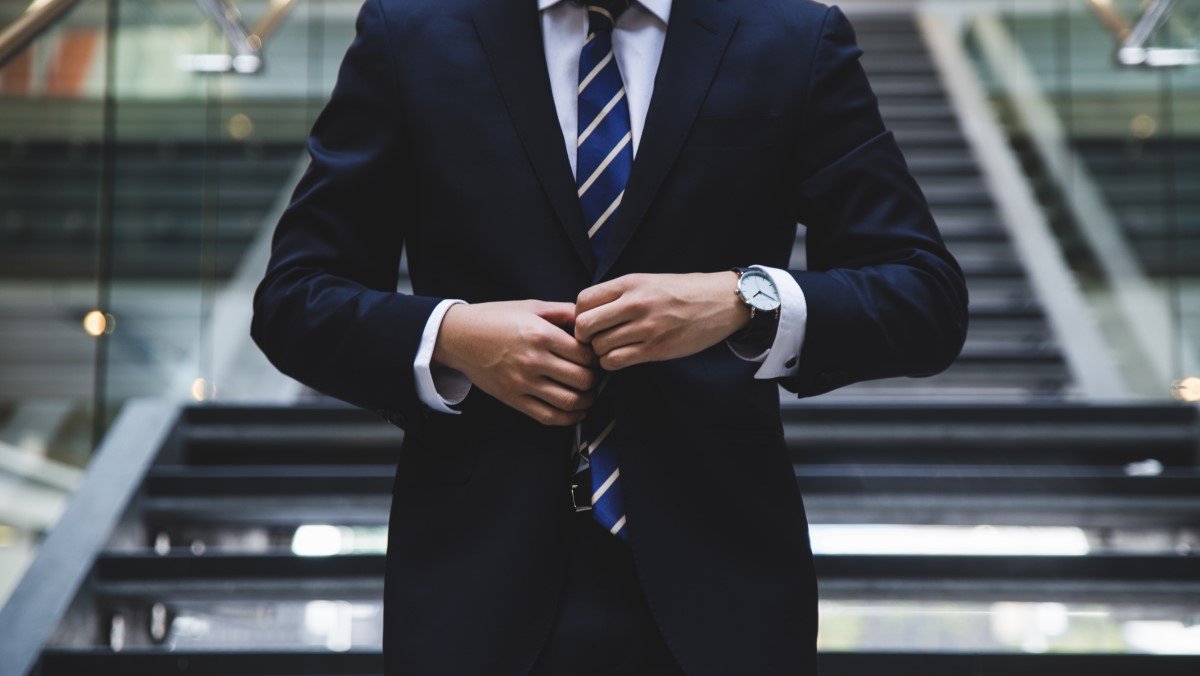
[533,301,577,330]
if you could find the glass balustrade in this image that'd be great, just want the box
[0,0,1198,663]
[962,0,1200,398]
[0,0,363,609]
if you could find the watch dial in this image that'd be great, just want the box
[740,271,780,312]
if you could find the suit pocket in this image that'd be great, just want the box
[687,113,781,147]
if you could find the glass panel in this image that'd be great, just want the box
[0,0,112,608]
[967,0,1200,398]
[101,0,348,412]
[0,0,364,610]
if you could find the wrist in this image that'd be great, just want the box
[727,268,781,348]
[719,271,752,336]
[432,303,470,372]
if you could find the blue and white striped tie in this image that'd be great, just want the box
[575,0,633,540]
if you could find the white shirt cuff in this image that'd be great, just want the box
[414,298,472,414]
[725,265,808,379]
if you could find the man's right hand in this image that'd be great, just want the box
[431,300,599,425]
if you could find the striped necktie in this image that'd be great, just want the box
[573,0,633,541]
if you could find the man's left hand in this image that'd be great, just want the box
[575,272,751,371]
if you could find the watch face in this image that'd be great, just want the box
[738,270,781,312]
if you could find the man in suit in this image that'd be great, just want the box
[250,0,968,673]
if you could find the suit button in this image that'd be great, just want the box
[784,355,798,369]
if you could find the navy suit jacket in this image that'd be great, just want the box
[250,0,968,674]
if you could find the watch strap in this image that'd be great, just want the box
[731,267,780,351]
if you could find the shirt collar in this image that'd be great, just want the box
[537,0,672,25]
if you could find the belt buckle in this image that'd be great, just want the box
[570,437,592,512]
[570,480,592,512]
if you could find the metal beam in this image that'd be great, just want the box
[0,399,178,676]
[916,7,1130,398]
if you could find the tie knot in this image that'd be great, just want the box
[586,0,632,34]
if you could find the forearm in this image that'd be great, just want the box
[771,5,967,397]
[249,0,444,427]
[252,265,443,414]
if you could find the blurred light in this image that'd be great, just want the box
[150,602,169,642]
[231,54,262,74]
[1130,113,1157,139]
[293,524,343,557]
[190,377,215,402]
[809,524,1090,556]
[0,524,15,547]
[1033,602,1069,636]
[177,54,233,72]
[1124,458,1163,476]
[228,113,254,140]
[82,309,114,336]
[1124,620,1200,654]
[177,53,263,74]
[1170,376,1200,401]
[109,614,126,651]
[304,600,355,652]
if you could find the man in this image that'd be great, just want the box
[250,0,968,674]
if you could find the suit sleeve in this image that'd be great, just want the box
[777,4,969,398]
[249,0,441,428]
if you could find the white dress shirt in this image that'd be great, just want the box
[413,0,808,413]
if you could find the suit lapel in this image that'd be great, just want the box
[592,0,738,282]
[472,0,739,282]
[473,2,596,276]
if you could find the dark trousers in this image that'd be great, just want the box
[529,511,685,676]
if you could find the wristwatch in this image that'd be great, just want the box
[730,267,781,350]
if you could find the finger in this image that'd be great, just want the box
[533,301,578,332]
[541,324,598,367]
[541,358,600,391]
[518,394,588,426]
[591,321,650,356]
[575,276,633,316]
[599,343,648,371]
[530,378,595,412]
[575,296,639,343]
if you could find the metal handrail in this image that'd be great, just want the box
[1086,0,1199,67]
[0,0,300,75]
[251,0,300,47]
[1086,0,1133,42]
[184,0,299,74]
[0,399,179,676]
[0,0,86,69]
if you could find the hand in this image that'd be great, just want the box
[432,300,599,425]
[575,272,751,371]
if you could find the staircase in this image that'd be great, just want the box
[0,139,301,280]
[3,7,1200,676]
[2,399,1198,675]
[0,138,303,403]
[802,13,1075,402]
